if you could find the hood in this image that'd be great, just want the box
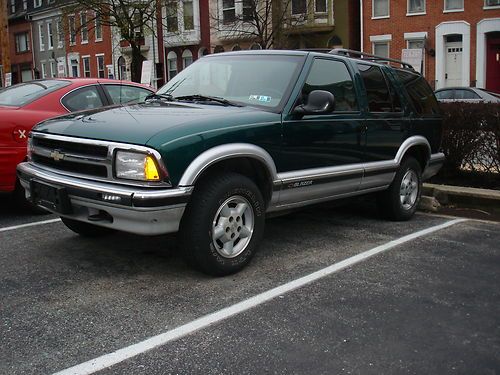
[32,102,277,146]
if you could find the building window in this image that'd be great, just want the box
[315,0,327,12]
[223,0,236,23]
[15,33,30,53]
[69,16,76,45]
[183,0,194,30]
[484,0,500,7]
[292,0,307,15]
[242,0,253,20]
[50,61,56,78]
[96,55,105,78]
[182,49,193,68]
[373,42,389,58]
[166,1,178,32]
[82,56,91,77]
[38,23,45,51]
[118,56,126,80]
[167,51,178,80]
[81,13,88,43]
[47,22,54,50]
[408,0,425,14]
[34,0,41,8]
[444,0,463,11]
[373,0,389,18]
[57,19,63,48]
[10,0,15,14]
[41,62,47,79]
[23,0,27,10]
[95,13,102,40]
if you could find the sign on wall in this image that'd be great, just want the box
[402,49,424,74]
[57,62,66,78]
[141,61,153,85]
[5,72,12,87]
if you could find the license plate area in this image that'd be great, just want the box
[30,179,72,214]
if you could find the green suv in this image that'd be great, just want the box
[18,50,444,275]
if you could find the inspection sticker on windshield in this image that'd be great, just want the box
[249,95,272,103]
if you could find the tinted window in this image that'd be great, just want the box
[454,89,481,100]
[357,64,394,112]
[435,90,454,100]
[396,70,440,116]
[0,80,70,107]
[302,58,358,112]
[62,86,105,112]
[104,85,152,105]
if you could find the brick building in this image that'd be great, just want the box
[361,0,500,92]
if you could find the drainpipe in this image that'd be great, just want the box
[360,0,364,52]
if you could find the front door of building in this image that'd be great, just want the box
[486,33,500,93]
[445,40,463,87]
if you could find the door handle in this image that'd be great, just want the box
[445,73,448,79]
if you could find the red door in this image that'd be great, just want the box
[486,34,500,94]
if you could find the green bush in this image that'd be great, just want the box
[437,102,500,189]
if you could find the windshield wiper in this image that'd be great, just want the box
[145,93,176,102]
[174,94,241,107]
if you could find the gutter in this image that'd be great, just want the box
[360,0,364,52]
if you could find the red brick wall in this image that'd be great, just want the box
[362,0,500,87]
[8,19,33,83]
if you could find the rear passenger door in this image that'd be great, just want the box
[357,63,408,163]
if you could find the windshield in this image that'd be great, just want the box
[0,80,70,107]
[156,54,305,109]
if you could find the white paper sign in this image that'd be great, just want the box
[402,49,423,74]
[57,62,66,77]
[140,61,153,85]
[5,73,12,87]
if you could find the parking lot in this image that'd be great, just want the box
[1,196,499,375]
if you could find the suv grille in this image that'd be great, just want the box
[30,134,111,179]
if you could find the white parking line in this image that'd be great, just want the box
[0,218,61,233]
[52,218,467,375]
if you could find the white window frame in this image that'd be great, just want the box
[80,12,88,44]
[370,34,392,58]
[38,23,45,51]
[222,0,237,23]
[10,0,15,14]
[34,0,41,8]
[484,0,500,9]
[96,54,105,78]
[167,51,178,80]
[405,32,427,76]
[50,61,56,77]
[182,0,195,31]
[41,62,47,78]
[444,0,464,12]
[56,19,63,48]
[69,16,76,46]
[82,55,91,77]
[95,13,103,41]
[182,49,193,69]
[407,0,426,16]
[47,21,54,50]
[372,0,390,19]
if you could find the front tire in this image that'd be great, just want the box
[61,217,114,237]
[179,173,265,276]
[377,157,422,221]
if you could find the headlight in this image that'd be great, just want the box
[114,151,162,181]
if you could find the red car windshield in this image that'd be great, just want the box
[0,80,71,107]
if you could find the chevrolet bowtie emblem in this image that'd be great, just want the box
[50,150,65,161]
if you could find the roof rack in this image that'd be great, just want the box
[329,49,416,70]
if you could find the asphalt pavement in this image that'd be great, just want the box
[0,195,499,375]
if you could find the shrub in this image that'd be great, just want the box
[437,102,499,189]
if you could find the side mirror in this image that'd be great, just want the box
[293,90,335,116]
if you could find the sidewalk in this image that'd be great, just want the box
[419,183,500,221]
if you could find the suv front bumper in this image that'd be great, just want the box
[17,162,192,236]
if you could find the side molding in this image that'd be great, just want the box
[178,143,279,187]
[395,136,431,165]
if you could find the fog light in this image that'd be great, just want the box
[102,194,122,202]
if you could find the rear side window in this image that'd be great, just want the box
[302,58,358,112]
[104,85,152,105]
[454,89,481,100]
[0,80,70,107]
[62,86,105,112]
[357,64,394,112]
[395,70,440,116]
[435,90,454,100]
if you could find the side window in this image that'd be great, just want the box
[357,63,394,112]
[62,86,104,112]
[104,85,152,105]
[302,58,358,112]
[396,70,440,116]
[455,89,480,100]
[435,90,454,100]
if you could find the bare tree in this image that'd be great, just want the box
[62,0,160,82]
[211,0,310,50]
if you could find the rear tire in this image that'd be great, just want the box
[179,173,265,276]
[377,157,422,221]
[61,217,114,237]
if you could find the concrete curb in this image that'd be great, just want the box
[419,183,500,214]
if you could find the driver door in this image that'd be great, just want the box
[278,57,365,206]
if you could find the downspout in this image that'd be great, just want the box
[360,0,364,52]
[29,14,36,79]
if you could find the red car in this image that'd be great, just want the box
[0,78,154,204]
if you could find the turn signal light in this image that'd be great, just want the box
[144,155,160,181]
